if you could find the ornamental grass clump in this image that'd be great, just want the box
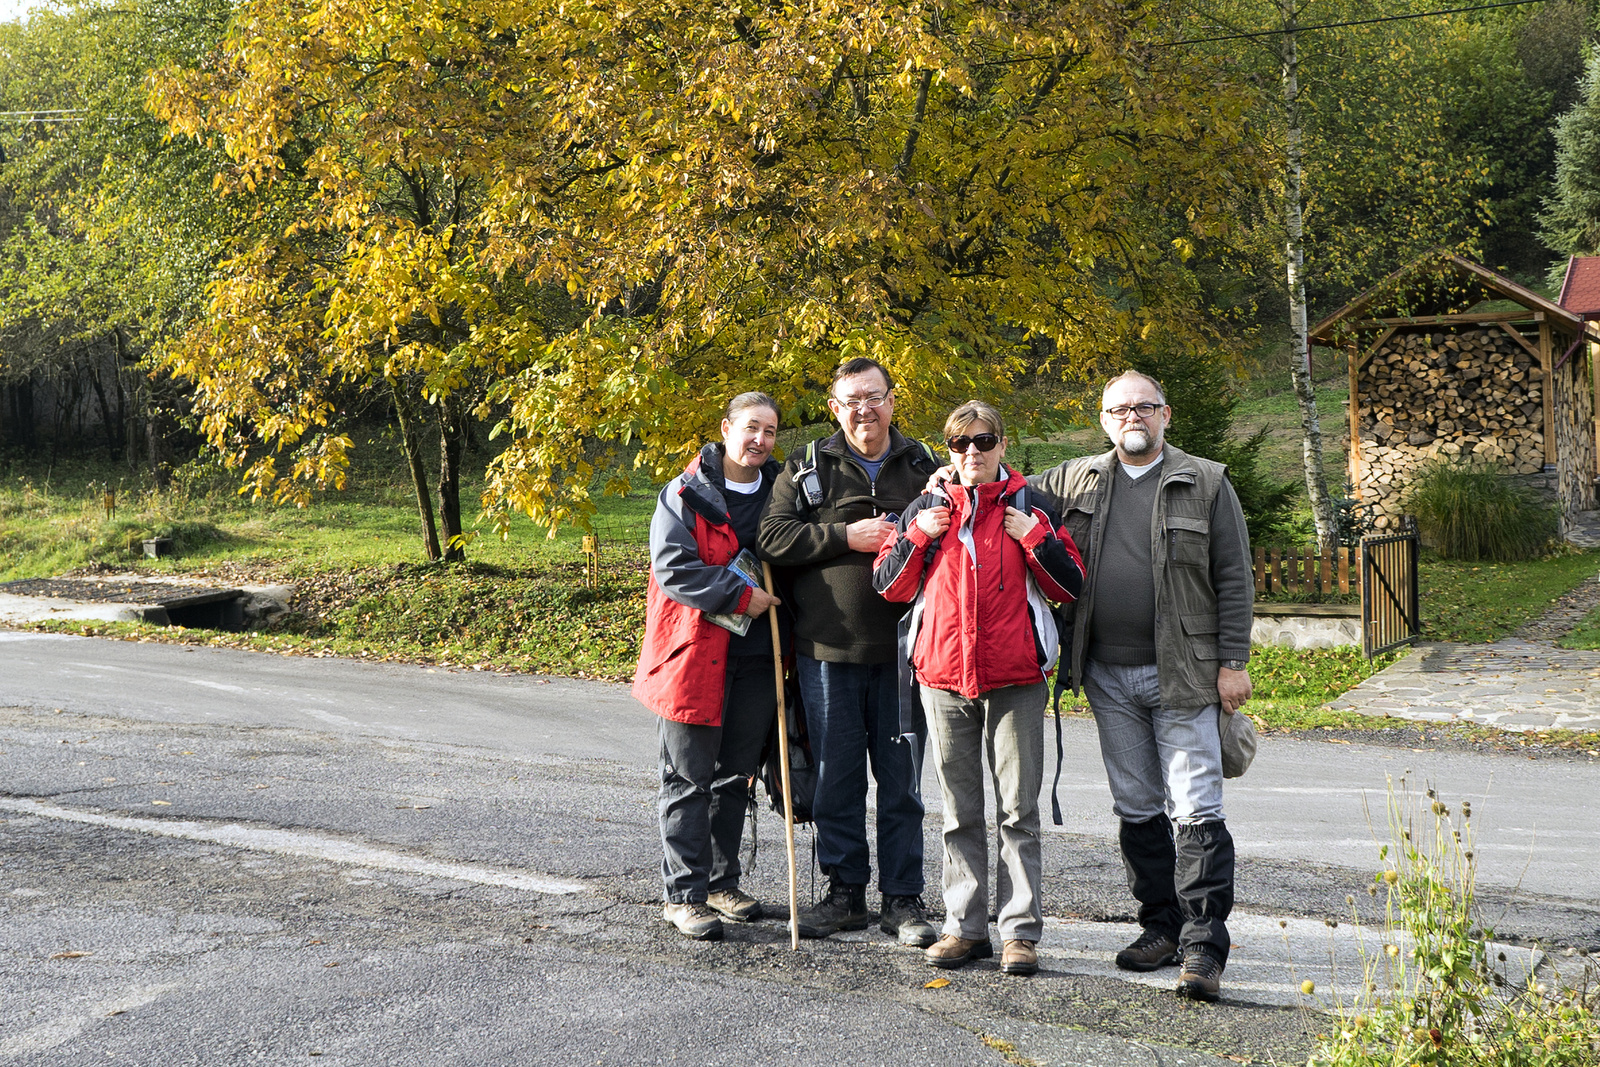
[1306,781,1598,1067]
[1403,458,1558,562]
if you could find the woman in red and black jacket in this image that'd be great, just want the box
[873,400,1083,975]
[633,392,787,942]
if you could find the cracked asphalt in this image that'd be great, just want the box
[3,632,1597,1065]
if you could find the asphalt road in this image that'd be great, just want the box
[3,632,1597,1066]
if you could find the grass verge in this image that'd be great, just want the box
[1557,606,1600,651]
[1419,549,1600,643]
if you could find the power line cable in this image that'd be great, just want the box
[836,0,1553,77]
[1166,0,1548,47]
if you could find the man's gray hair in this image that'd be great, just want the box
[1102,370,1167,405]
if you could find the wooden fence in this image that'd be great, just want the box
[1252,545,1362,597]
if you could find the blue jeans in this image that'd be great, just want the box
[798,656,926,896]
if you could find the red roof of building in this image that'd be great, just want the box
[1557,256,1600,317]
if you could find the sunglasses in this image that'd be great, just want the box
[946,433,1000,453]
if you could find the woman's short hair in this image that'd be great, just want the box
[942,400,1005,441]
[726,391,780,422]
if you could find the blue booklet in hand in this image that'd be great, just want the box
[706,549,764,636]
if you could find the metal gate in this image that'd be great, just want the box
[1360,522,1421,658]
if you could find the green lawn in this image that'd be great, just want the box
[1558,606,1600,650]
[1420,549,1600,643]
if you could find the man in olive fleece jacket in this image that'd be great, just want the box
[1030,370,1253,1003]
[759,358,942,945]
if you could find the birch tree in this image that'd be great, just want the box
[1179,0,1494,548]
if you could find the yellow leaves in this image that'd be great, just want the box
[924,977,950,988]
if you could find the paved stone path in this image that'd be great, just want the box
[1326,571,1600,732]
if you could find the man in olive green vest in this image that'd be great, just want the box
[1031,370,1254,1002]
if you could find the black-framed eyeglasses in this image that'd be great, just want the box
[946,433,1000,453]
[1103,403,1162,420]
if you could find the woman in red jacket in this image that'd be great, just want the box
[874,400,1083,974]
[632,392,785,941]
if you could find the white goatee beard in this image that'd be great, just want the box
[1119,428,1155,456]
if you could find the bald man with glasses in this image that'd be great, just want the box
[1030,370,1253,1002]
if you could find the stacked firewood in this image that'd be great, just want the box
[1358,326,1545,480]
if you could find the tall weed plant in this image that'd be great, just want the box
[1307,781,1597,1067]
[1403,458,1559,562]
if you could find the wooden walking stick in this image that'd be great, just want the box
[762,561,800,951]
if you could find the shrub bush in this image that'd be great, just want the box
[1403,458,1558,562]
[1306,782,1598,1067]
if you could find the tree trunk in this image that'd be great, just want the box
[436,393,466,563]
[114,328,137,473]
[87,340,121,461]
[391,381,443,561]
[1280,7,1336,550]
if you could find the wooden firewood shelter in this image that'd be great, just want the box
[1309,250,1600,535]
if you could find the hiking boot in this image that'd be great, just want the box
[662,901,724,941]
[924,934,994,970]
[1000,939,1039,976]
[1175,946,1225,1002]
[706,888,763,923]
[1115,928,1181,972]
[795,880,869,939]
[879,895,937,947]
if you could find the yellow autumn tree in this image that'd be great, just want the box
[475,0,1269,531]
[151,0,1269,546]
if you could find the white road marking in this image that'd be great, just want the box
[184,679,248,694]
[296,707,359,728]
[0,797,585,896]
[0,632,82,642]
[0,984,177,1057]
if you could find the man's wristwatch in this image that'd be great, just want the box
[1221,659,1249,671]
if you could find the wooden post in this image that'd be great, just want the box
[1348,343,1363,499]
[1592,337,1599,478]
[1321,546,1333,596]
[1254,546,1267,595]
[1539,317,1555,466]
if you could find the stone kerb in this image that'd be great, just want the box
[1252,603,1360,649]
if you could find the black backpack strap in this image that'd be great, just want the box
[1050,681,1065,826]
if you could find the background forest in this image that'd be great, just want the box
[4,0,1600,559]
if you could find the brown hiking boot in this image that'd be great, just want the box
[1175,946,1225,1002]
[1115,928,1180,972]
[661,901,724,941]
[706,888,763,923]
[1000,939,1039,976]
[924,934,994,970]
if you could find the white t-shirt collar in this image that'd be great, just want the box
[1120,451,1164,481]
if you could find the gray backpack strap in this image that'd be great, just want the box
[793,439,824,509]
